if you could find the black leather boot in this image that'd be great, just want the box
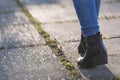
[78,34,86,57]
[77,32,108,68]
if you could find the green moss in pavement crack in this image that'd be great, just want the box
[114,78,120,80]
[59,56,67,62]
[42,33,50,38]
[60,56,81,79]
[45,38,57,48]
[16,0,81,79]
[62,61,73,70]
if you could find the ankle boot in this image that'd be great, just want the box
[78,34,86,57]
[77,32,108,68]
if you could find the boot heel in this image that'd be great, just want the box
[92,54,108,66]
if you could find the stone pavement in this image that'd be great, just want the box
[0,0,72,80]
[0,0,120,80]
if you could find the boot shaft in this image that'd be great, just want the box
[78,32,108,68]
[86,32,107,58]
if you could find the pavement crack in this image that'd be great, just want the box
[15,0,81,79]
[0,22,30,27]
[40,15,120,24]
[103,35,120,40]
[102,0,120,4]
[99,15,120,21]
[0,43,45,51]
[59,35,120,43]
[41,19,78,24]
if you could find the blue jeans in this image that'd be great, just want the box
[73,0,101,37]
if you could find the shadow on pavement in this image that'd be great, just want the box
[79,65,116,80]
[0,58,8,80]
[20,0,61,5]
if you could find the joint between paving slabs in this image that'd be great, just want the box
[0,44,45,51]
[99,15,120,21]
[38,15,120,25]
[15,0,81,79]
[102,0,120,4]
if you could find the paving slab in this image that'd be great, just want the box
[59,38,120,80]
[0,24,45,48]
[20,0,70,5]
[0,46,72,80]
[0,0,17,7]
[0,11,29,26]
[20,0,77,23]
[100,18,120,36]
[100,2,120,16]
[0,0,21,13]
[18,0,120,79]
[20,0,120,23]
[58,42,79,68]
[41,18,120,43]
[41,21,81,43]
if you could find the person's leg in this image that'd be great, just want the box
[73,0,99,37]
[75,0,101,57]
[96,0,101,17]
[73,0,108,68]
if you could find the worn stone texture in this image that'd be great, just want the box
[0,46,72,80]
[58,42,79,68]
[20,0,77,23]
[0,24,45,48]
[100,2,120,16]
[99,18,120,36]
[0,11,29,26]
[0,0,72,80]
[0,0,18,7]
[0,0,21,13]
[41,22,81,43]
[20,0,120,23]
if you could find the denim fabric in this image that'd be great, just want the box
[73,0,101,37]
